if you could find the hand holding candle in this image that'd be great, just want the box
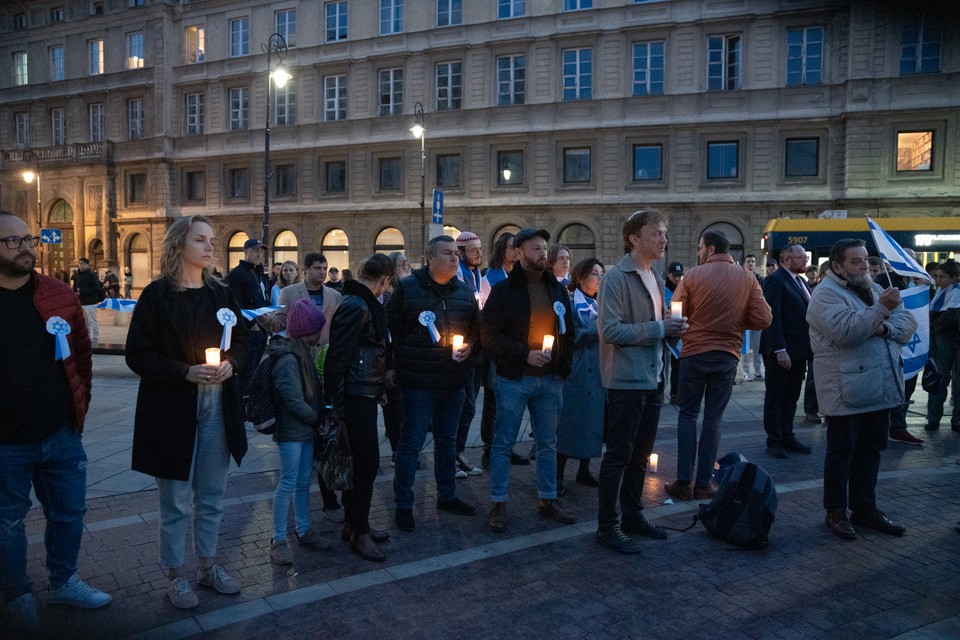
[451,335,464,361]
[205,348,221,367]
[670,301,683,318]
[542,334,555,356]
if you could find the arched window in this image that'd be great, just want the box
[127,233,149,297]
[375,227,405,253]
[557,223,596,266]
[47,199,74,274]
[494,224,521,242]
[321,229,350,273]
[273,230,299,267]
[227,231,249,273]
[701,221,745,265]
[443,225,461,240]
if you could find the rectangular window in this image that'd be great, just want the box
[228,168,249,199]
[707,141,738,179]
[275,164,296,196]
[275,81,296,125]
[128,173,146,204]
[185,93,204,135]
[15,113,29,147]
[325,2,348,42]
[88,39,104,75]
[497,150,523,185]
[707,34,741,91]
[437,0,462,27]
[436,154,461,188]
[497,55,526,106]
[127,31,144,69]
[51,7,65,23]
[380,0,403,35]
[900,16,940,75]
[633,144,663,181]
[378,68,403,116]
[498,0,525,19]
[14,52,28,85]
[51,108,66,145]
[563,147,591,183]
[786,27,823,86]
[325,161,347,193]
[127,98,144,139]
[633,41,665,96]
[785,138,819,177]
[379,157,402,191]
[564,0,592,11]
[229,18,249,57]
[129,0,144,7]
[436,62,462,111]
[89,103,104,142]
[896,130,934,172]
[90,2,103,16]
[324,75,347,121]
[229,87,249,131]
[562,48,592,101]
[185,170,205,202]
[185,26,205,63]
[276,10,296,48]
[14,14,26,29]
[50,46,65,81]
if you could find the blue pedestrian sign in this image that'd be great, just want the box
[41,228,63,245]
[432,190,443,225]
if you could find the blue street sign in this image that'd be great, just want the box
[432,190,443,225]
[41,228,63,245]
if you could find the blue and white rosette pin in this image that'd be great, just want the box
[217,308,238,352]
[46,316,72,361]
[418,310,441,344]
[553,301,567,335]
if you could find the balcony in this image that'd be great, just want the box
[2,142,113,169]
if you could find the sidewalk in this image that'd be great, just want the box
[16,352,960,639]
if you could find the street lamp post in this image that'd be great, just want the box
[22,166,43,274]
[261,33,290,266]
[410,102,426,265]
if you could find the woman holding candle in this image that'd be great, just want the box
[556,259,605,495]
[269,260,301,305]
[126,215,250,609]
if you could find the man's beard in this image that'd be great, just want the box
[0,251,36,277]
[843,270,873,288]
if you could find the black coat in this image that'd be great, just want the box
[385,267,480,390]
[759,266,813,360]
[225,260,268,319]
[481,264,575,380]
[126,278,250,480]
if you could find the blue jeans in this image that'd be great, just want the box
[394,386,466,509]
[490,375,562,502]
[677,351,738,487]
[156,384,231,570]
[0,426,88,597]
[273,439,315,541]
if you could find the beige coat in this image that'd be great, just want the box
[257,282,342,347]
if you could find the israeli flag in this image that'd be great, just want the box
[900,284,930,380]
[92,298,138,312]
[241,305,284,321]
[866,217,933,284]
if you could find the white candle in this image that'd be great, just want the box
[205,348,221,367]
[451,334,464,360]
[648,453,658,473]
[670,301,683,318]
[542,335,555,355]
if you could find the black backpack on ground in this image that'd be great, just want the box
[698,460,778,549]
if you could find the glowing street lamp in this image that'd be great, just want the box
[410,102,426,265]
[22,168,43,274]
[261,32,289,265]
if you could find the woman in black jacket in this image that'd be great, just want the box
[126,215,249,609]
[324,254,395,562]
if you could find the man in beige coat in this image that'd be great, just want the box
[258,252,341,347]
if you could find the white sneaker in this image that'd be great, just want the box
[454,468,468,479]
[323,507,345,523]
[741,371,751,381]
[197,564,240,595]
[165,577,198,609]
[8,592,40,633]
[457,454,482,476]
[46,574,112,609]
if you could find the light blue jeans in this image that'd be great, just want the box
[272,439,315,541]
[490,375,562,502]
[156,384,230,571]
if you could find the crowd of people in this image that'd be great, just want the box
[2,207,959,632]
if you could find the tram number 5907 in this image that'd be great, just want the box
[787,236,808,244]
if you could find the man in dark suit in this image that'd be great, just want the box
[760,243,814,458]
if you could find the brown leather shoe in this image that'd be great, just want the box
[349,533,386,562]
[537,499,576,524]
[488,502,506,533]
[850,510,906,536]
[342,523,390,543]
[665,481,694,501]
[693,480,719,500]
[825,509,857,540]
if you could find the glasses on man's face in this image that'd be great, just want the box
[1,235,40,249]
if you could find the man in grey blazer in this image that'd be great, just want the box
[258,252,342,347]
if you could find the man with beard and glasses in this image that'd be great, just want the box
[0,212,112,633]
[807,238,916,540]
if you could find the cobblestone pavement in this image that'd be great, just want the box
[11,338,960,639]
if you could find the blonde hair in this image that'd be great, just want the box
[279,260,300,287]
[159,215,222,291]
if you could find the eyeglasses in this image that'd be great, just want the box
[1,235,40,249]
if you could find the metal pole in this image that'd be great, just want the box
[261,33,287,266]
[413,102,426,265]
[36,168,44,275]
